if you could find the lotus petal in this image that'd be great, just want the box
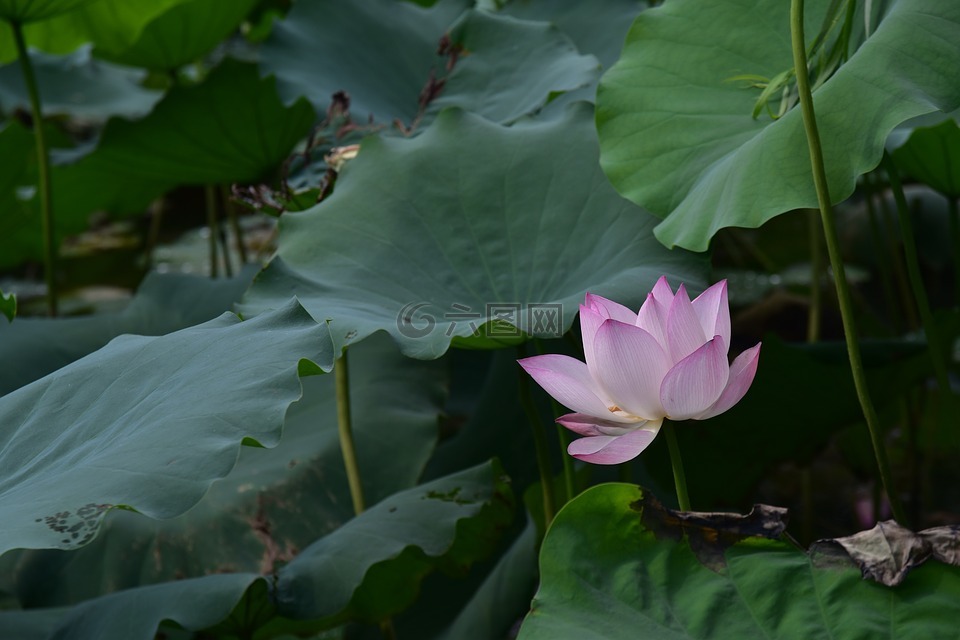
[592,320,670,420]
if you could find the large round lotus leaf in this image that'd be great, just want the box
[427,10,599,124]
[0,462,511,639]
[518,484,960,639]
[274,461,514,624]
[0,59,314,268]
[0,45,162,120]
[0,267,257,396]
[502,0,646,70]
[260,0,468,123]
[0,0,190,63]
[93,0,258,70]
[62,58,315,185]
[0,573,262,640]
[6,332,447,605]
[240,103,708,359]
[0,0,93,23]
[0,300,333,555]
[596,0,960,251]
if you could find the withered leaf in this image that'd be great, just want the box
[810,521,960,586]
[631,492,788,571]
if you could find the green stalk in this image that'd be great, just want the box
[536,339,576,504]
[949,197,960,305]
[517,346,556,526]
[882,152,950,396]
[790,0,905,523]
[863,180,903,334]
[662,421,691,511]
[204,185,219,278]
[221,185,249,265]
[806,209,823,342]
[11,22,56,316]
[335,351,366,515]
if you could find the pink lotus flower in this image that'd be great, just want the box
[519,277,761,465]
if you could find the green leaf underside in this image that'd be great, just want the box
[92,0,257,70]
[0,0,192,63]
[891,118,960,198]
[0,0,93,23]
[0,299,333,554]
[596,0,960,251]
[519,484,960,640]
[240,103,708,359]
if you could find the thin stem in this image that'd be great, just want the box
[204,185,219,279]
[949,197,960,305]
[517,346,556,527]
[536,339,576,504]
[790,0,905,523]
[863,179,902,334]
[662,421,690,511]
[335,352,366,515]
[806,209,823,342]
[882,152,950,396]
[221,185,249,265]
[12,22,56,316]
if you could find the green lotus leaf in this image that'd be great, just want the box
[427,10,599,124]
[0,0,190,63]
[0,299,333,555]
[240,103,708,359]
[0,46,162,120]
[0,0,94,23]
[0,59,314,268]
[0,267,257,396]
[274,460,514,625]
[1,573,262,640]
[891,118,960,198]
[596,0,960,250]
[6,333,447,606]
[518,484,960,639]
[502,0,646,70]
[93,0,258,70]
[260,0,468,123]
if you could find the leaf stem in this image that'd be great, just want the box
[335,351,366,515]
[881,151,950,396]
[221,185,249,265]
[790,0,905,523]
[11,21,56,316]
[517,346,556,527]
[949,197,960,305]
[536,339,576,504]
[204,185,220,279]
[662,421,690,511]
[806,209,823,342]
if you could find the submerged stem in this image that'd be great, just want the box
[806,209,823,342]
[335,351,366,515]
[204,185,219,279]
[790,0,904,523]
[882,152,950,397]
[518,346,556,527]
[663,421,691,511]
[12,21,56,316]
